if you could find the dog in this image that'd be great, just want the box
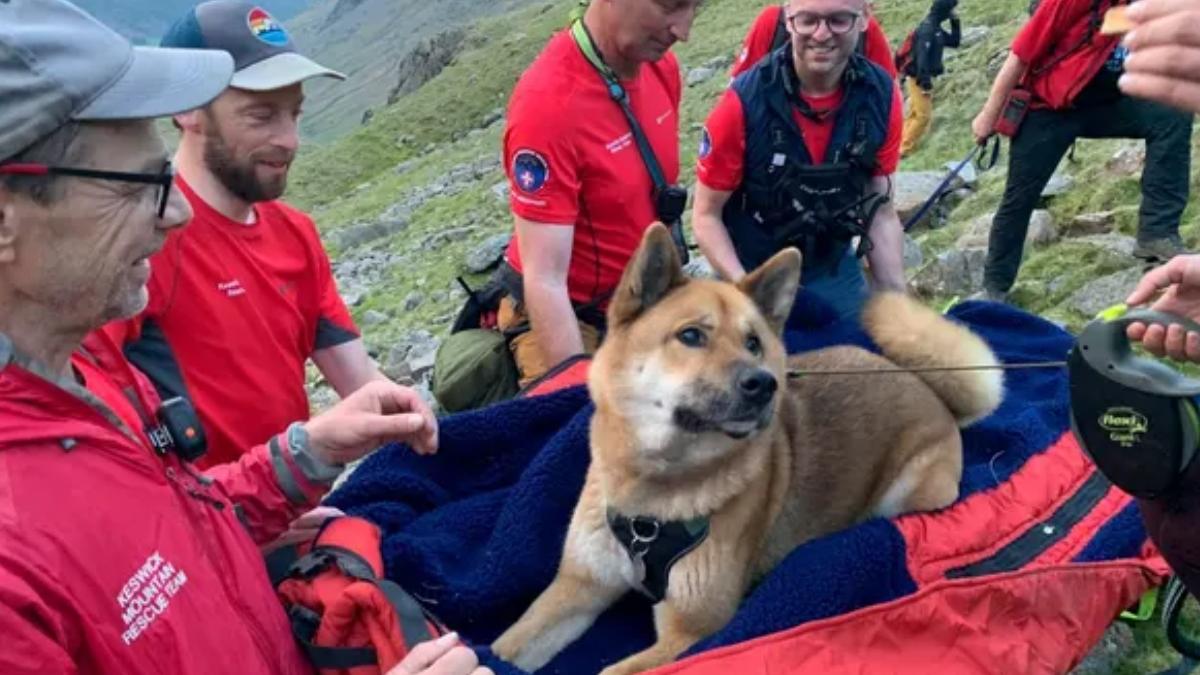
[492,224,1004,674]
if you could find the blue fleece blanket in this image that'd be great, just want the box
[327,296,1146,674]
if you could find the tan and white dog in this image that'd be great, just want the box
[492,224,1004,674]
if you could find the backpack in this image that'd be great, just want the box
[430,276,521,413]
[276,517,447,674]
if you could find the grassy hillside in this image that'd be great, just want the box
[285,0,1200,671]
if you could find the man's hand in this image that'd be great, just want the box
[1125,255,1200,362]
[304,380,438,465]
[971,108,997,145]
[387,633,494,675]
[1119,0,1200,114]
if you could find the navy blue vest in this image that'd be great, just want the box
[723,46,894,273]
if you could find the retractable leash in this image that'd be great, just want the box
[902,136,1001,233]
[1066,304,1200,661]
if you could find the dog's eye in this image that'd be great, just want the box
[746,334,763,356]
[676,327,707,348]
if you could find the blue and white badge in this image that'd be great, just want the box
[698,127,713,160]
[512,149,550,194]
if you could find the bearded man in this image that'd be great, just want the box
[110,1,404,477]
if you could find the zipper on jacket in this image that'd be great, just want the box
[163,464,283,672]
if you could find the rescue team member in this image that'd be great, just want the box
[0,3,488,674]
[496,0,701,385]
[1118,0,1200,115]
[693,0,907,320]
[729,1,896,79]
[897,0,961,156]
[971,0,1194,303]
[109,2,401,473]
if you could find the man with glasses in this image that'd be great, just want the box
[729,1,897,80]
[0,2,477,673]
[495,0,700,387]
[106,2,416,485]
[693,0,906,321]
[971,0,1193,303]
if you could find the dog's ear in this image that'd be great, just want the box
[608,222,687,327]
[738,247,802,334]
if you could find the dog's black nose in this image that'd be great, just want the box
[737,369,777,405]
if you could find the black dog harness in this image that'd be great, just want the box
[606,508,710,603]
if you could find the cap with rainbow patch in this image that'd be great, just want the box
[161,1,345,91]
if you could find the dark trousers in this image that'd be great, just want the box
[984,95,1194,292]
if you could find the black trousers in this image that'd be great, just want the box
[983,95,1194,293]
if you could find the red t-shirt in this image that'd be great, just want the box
[697,82,903,191]
[107,177,359,469]
[1012,0,1121,109]
[503,30,682,304]
[730,5,897,80]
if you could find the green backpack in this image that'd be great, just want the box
[431,327,519,413]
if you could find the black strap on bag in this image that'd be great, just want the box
[284,545,441,670]
[570,20,690,264]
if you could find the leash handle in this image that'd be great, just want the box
[976,135,1001,172]
[1075,308,1200,397]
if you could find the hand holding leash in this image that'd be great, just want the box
[1125,254,1200,362]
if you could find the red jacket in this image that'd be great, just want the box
[0,331,321,675]
[1012,0,1122,109]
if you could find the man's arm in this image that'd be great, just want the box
[692,183,746,281]
[943,15,962,48]
[0,563,77,675]
[914,22,935,89]
[311,338,387,398]
[971,51,1029,143]
[864,174,906,292]
[516,216,584,365]
[206,380,438,545]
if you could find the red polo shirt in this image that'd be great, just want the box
[503,29,682,305]
[697,83,903,192]
[107,177,359,469]
[731,5,897,80]
[1011,0,1122,109]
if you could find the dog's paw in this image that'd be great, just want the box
[490,633,521,663]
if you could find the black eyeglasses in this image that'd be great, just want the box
[0,161,175,218]
[786,10,862,36]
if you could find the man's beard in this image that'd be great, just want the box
[202,129,288,204]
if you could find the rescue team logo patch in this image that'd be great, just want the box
[698,127,713,160]
[247,7,289,46]
[512,149,549,194]
[118,551,189,645]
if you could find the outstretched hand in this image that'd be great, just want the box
[1119,0,1200,114]
[304,380,439,465]
[1125,255,1200,362]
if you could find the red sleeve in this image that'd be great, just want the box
[1011,0,1091,64]
[204,441,317,546]
[696,89,747,191]
[864,15,898,79]
[313,236,359,348]
[730,5,783,79]
[875,83,903,176]
[503,91,579,225]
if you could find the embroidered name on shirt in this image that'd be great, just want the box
[606,132,633,154]
[218,279,246,298]
[656,109,672,125]
[118,551,189,645]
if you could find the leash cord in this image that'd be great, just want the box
[787,360,1068,378]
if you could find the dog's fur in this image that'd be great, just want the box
[492,225,1004,674]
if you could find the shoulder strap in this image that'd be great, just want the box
[771,7,790,52]
[570,21,669,194]
[1030,0,1109,77]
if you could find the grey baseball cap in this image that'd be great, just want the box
[0,0,234,161]
[161,1,345,91]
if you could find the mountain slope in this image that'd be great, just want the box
[76,0,311,44]
[286,0,546,140]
